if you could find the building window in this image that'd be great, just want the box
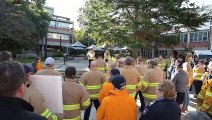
[203,32,208,41]
[198,32,203,41]
[194,32,198,42]
[190,33,194,42]
[50,21,56,27]
[47,33,70,40]
[180,33,188,42]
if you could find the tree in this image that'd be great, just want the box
[79,0,211,56]
[0,0,51,54]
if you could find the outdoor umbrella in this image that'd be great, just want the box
[71,41,86,57]
[113,46,122,51]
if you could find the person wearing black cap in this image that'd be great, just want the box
[171,59,189,106]
[63,66,90,120]
[97,75,136,120]
[98,69,120,103]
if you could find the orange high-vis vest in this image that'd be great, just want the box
[98,83,113,103]
[97,89,136,120]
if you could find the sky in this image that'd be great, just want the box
[45,0,212,30]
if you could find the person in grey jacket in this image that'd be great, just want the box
[171,59,189,105]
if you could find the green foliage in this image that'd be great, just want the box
[0,0,51,52]
[78,0,211,52]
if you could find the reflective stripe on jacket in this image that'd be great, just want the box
[23,87,58,120]
[120,66,140,97]
[193,66,205,81]
[141,67,164,100]
[79,70,105,100]
[63,78,90,119]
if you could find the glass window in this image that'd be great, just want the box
[203,32,208,41]
[194,33,198,42]
[184,34,188,42]
[50,21,56,27]
[198,32,203,41]
[190,33,194,42]
[180,34,184,42]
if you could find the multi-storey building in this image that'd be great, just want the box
[44,6,74,50]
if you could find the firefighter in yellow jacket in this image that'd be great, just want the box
[23,65,58,120]
[79,61,105,120]
[197,79,212,119]
[193,59,206,96]
[95,53,107,73]
[141,58,164,105]
[63,67,90,120]
[119,56,140,98]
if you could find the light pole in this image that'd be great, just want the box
[209,20,212,50]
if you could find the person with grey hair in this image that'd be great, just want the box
[0,51,12,62]
[119,56,140,98]
[141,58,165,105]
[184,111,211,120]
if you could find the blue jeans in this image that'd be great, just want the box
[183,89,189,108]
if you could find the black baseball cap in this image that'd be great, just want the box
[111,75,126,90]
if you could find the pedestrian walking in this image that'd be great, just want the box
[97,75,136,120]
[167,58,176,79]
[79,61,105,120]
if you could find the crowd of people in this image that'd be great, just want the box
[0,50,212,120]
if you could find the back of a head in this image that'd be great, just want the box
[125,57,133,66]
[90,61,97,69]
[115,54,120,60]
[157,80,176,100]
[137,56,143,63]
[97,53,102,58]
[185,111,211,120]
[65,66,76,79]
[185,53,192,61]
[45,57,55,66]
[0,51,12,62]
[111,75,126,90]
[149,59,158,67]
[0,61,25,96]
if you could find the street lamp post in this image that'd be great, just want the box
[60,35,62,51]
[209,20,212,50]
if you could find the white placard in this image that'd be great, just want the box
[30,75,63,113]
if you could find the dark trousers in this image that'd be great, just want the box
[176,92,185,105]
[135,90,145,112]
[194,80,203,95]
[88,59,94,69]
[84,100,100,120]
